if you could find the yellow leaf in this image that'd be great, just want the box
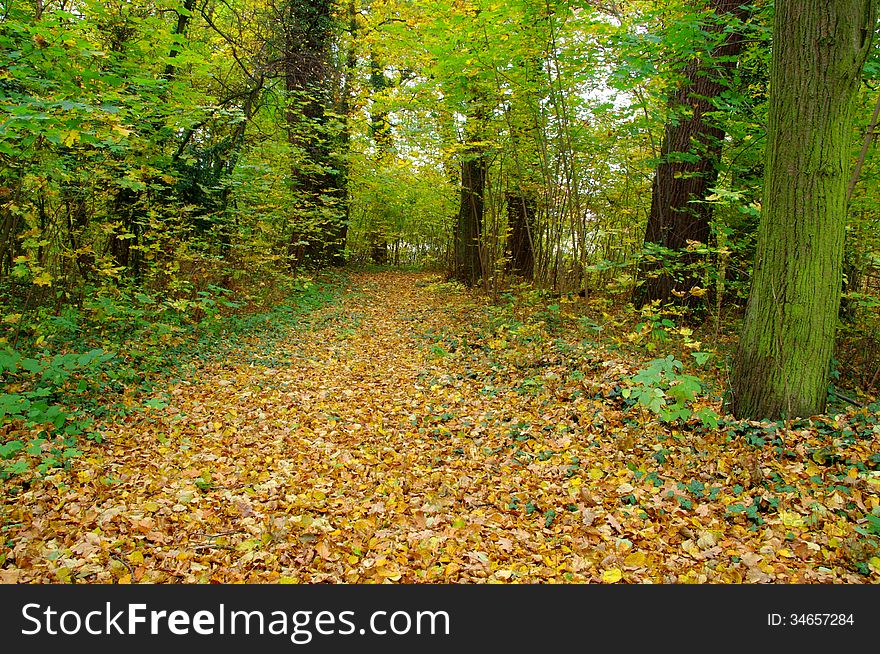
[589,468,604,480]
[377,567,400,579]
[868,557,880,574]
[723,568,743,583]
[128,550,144,565]
[682,540,701,557]
[602,568,623,583]
[780,510,805,527]
[624,552,646,568]
[33,271,52,286]
[62,130,79,146]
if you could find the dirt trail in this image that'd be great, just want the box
[2,272,874,583]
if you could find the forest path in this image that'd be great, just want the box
[3,271,871,583]
[8,271,611,582]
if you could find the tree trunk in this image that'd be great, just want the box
[283,0,340,268]
[368,49,391,265]
[731,0,875,419]
[634,0,750,309]
[454,155,486,285]
[163,0,197,80]
[504,191,536,279]
[323,0,357,267]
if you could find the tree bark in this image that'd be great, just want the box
[634,0,750,309]
[283,0,342,268]
[368,49,391,265]
[504,191,536,279]
[731,0,875,419]
[453,154,486,285]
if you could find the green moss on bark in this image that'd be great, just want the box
[731,0,876,419]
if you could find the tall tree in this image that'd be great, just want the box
[367,49,392,264]
[283,0,346,268]
[449,5,491,287]
[452,79,491,286]
[453,141,487,285]
[633,0,750,308]
[731,0,876,419]
[504,190,536,279]
[500,29,545,282]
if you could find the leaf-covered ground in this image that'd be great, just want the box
[2,271,879,583]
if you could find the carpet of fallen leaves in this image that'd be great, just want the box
[2,271,880,583]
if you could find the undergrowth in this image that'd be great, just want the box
[0,270,349,478]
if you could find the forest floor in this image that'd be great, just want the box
[2,271,879,583]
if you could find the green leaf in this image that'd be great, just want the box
[0,440,24,459]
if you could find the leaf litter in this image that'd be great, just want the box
[2,271,879,584]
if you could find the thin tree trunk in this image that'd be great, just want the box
[164,0,197,80]
[368,49,392,264]
[846,88,880,203]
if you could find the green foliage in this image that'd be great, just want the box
[0,270,347,478]
[0,346,113,477]
[348,158,455,267]
[621,355,719,427]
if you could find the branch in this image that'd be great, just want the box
[847,88,880,204]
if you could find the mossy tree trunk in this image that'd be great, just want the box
[283,0,344,268]
[731,0,876,419]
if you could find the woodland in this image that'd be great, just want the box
[1,0,880,584]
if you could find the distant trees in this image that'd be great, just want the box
[731,0,876,419]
